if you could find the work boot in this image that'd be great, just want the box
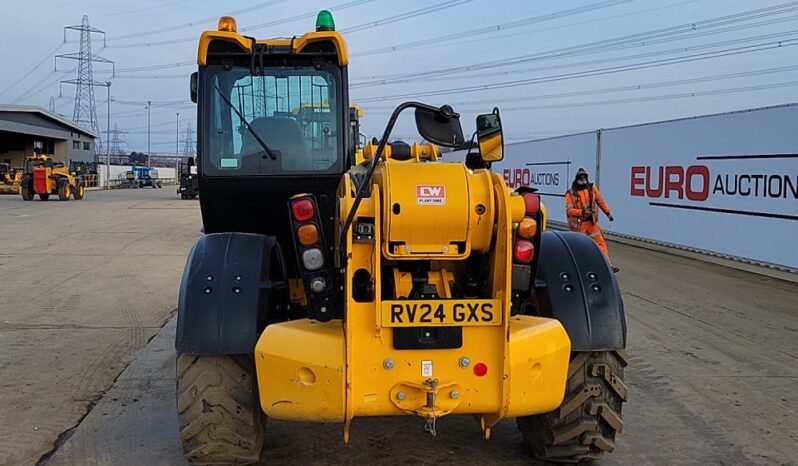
[612,266,620,273]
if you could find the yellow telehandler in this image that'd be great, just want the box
[20,154,85,201]
[176,12,627,465]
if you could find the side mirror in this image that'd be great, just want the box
[414,105,464,148]
[476,107,504,162]
[190,72,198,103]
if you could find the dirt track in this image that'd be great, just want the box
[0,189,200,465]
[1,189,796,465]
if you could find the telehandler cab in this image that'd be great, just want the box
[20,154,85,201]
[176,12,627,465]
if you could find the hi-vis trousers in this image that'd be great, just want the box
[577,221,610,260]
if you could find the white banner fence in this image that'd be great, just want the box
[487,103,798,271]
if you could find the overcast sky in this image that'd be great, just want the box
[1,0,796,153]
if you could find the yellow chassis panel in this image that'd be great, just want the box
[254,320,346,422]
[254,314,569,422]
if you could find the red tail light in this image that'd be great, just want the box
[514,239,535,263]
[291,198,314,221]
[473,362,488,377]
[522,193,540,215]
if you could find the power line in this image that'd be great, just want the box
[354,27,798,89]
[0,42,65,97]
[106,0,377,49]
[111,99,193,107]
[351,0,633,57]
[111,74,191,80]
[351,0,703,58]
[360,64,798,111]
[115,61,195,73]
[95,0,192,17]
[359,81,798,143]
[241,0,375,33]
[107,0,475,49]
[12,68,74,103]
[338,0,475,34]
[106,0,289,42]
[353,1,798,84]
[352,37,798,103]
[489,80,798,113]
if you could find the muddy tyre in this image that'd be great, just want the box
[57,179,71,201]
[517,351,627,463]
[176,354,264,465]
[74,183,85,200]
[21,177,34,200]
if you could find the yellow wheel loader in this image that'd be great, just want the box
[176,12,627,465]
[20,154,85,201]
[0,163,22,194]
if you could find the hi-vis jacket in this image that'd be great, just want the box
[565,184,610,230]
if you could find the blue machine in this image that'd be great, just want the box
[132,166,162,188]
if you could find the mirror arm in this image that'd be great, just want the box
[465,130,478,156]
[338,101,427,256]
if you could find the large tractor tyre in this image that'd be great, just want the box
[57,180,71,201]
[176,354,264,465]
[39,193,50,201]
[73,183,85,200]
[517,351,627,463]
[21,177,34,200]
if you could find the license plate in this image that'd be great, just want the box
[381,299,502,327]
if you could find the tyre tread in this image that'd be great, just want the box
[517,351,627,463]
[176,354,263,465]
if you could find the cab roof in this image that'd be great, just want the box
[197,29,348,67]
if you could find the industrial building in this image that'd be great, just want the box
[0,105,98,167]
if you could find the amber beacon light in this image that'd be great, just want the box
[217,16,237,32]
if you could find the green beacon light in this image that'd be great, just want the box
[316,10,335,31]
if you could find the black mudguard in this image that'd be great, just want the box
[176,232,285,355]
[534,230,626,351]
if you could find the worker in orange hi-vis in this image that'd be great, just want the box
[565,168,619,273]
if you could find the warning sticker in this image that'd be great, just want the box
[421,360,433,377]
[416,185,446,205]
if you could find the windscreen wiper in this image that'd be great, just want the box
[214,84,278,160]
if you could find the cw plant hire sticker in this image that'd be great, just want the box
[416,185,446,205]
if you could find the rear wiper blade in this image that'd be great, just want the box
[214,84,278,160]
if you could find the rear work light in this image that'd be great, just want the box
[522,192,540,215]
[302,248,324,271]
[297,224,319,246]
[292,198,315,222]
[514,239,535,264]
[518,217,538,238]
